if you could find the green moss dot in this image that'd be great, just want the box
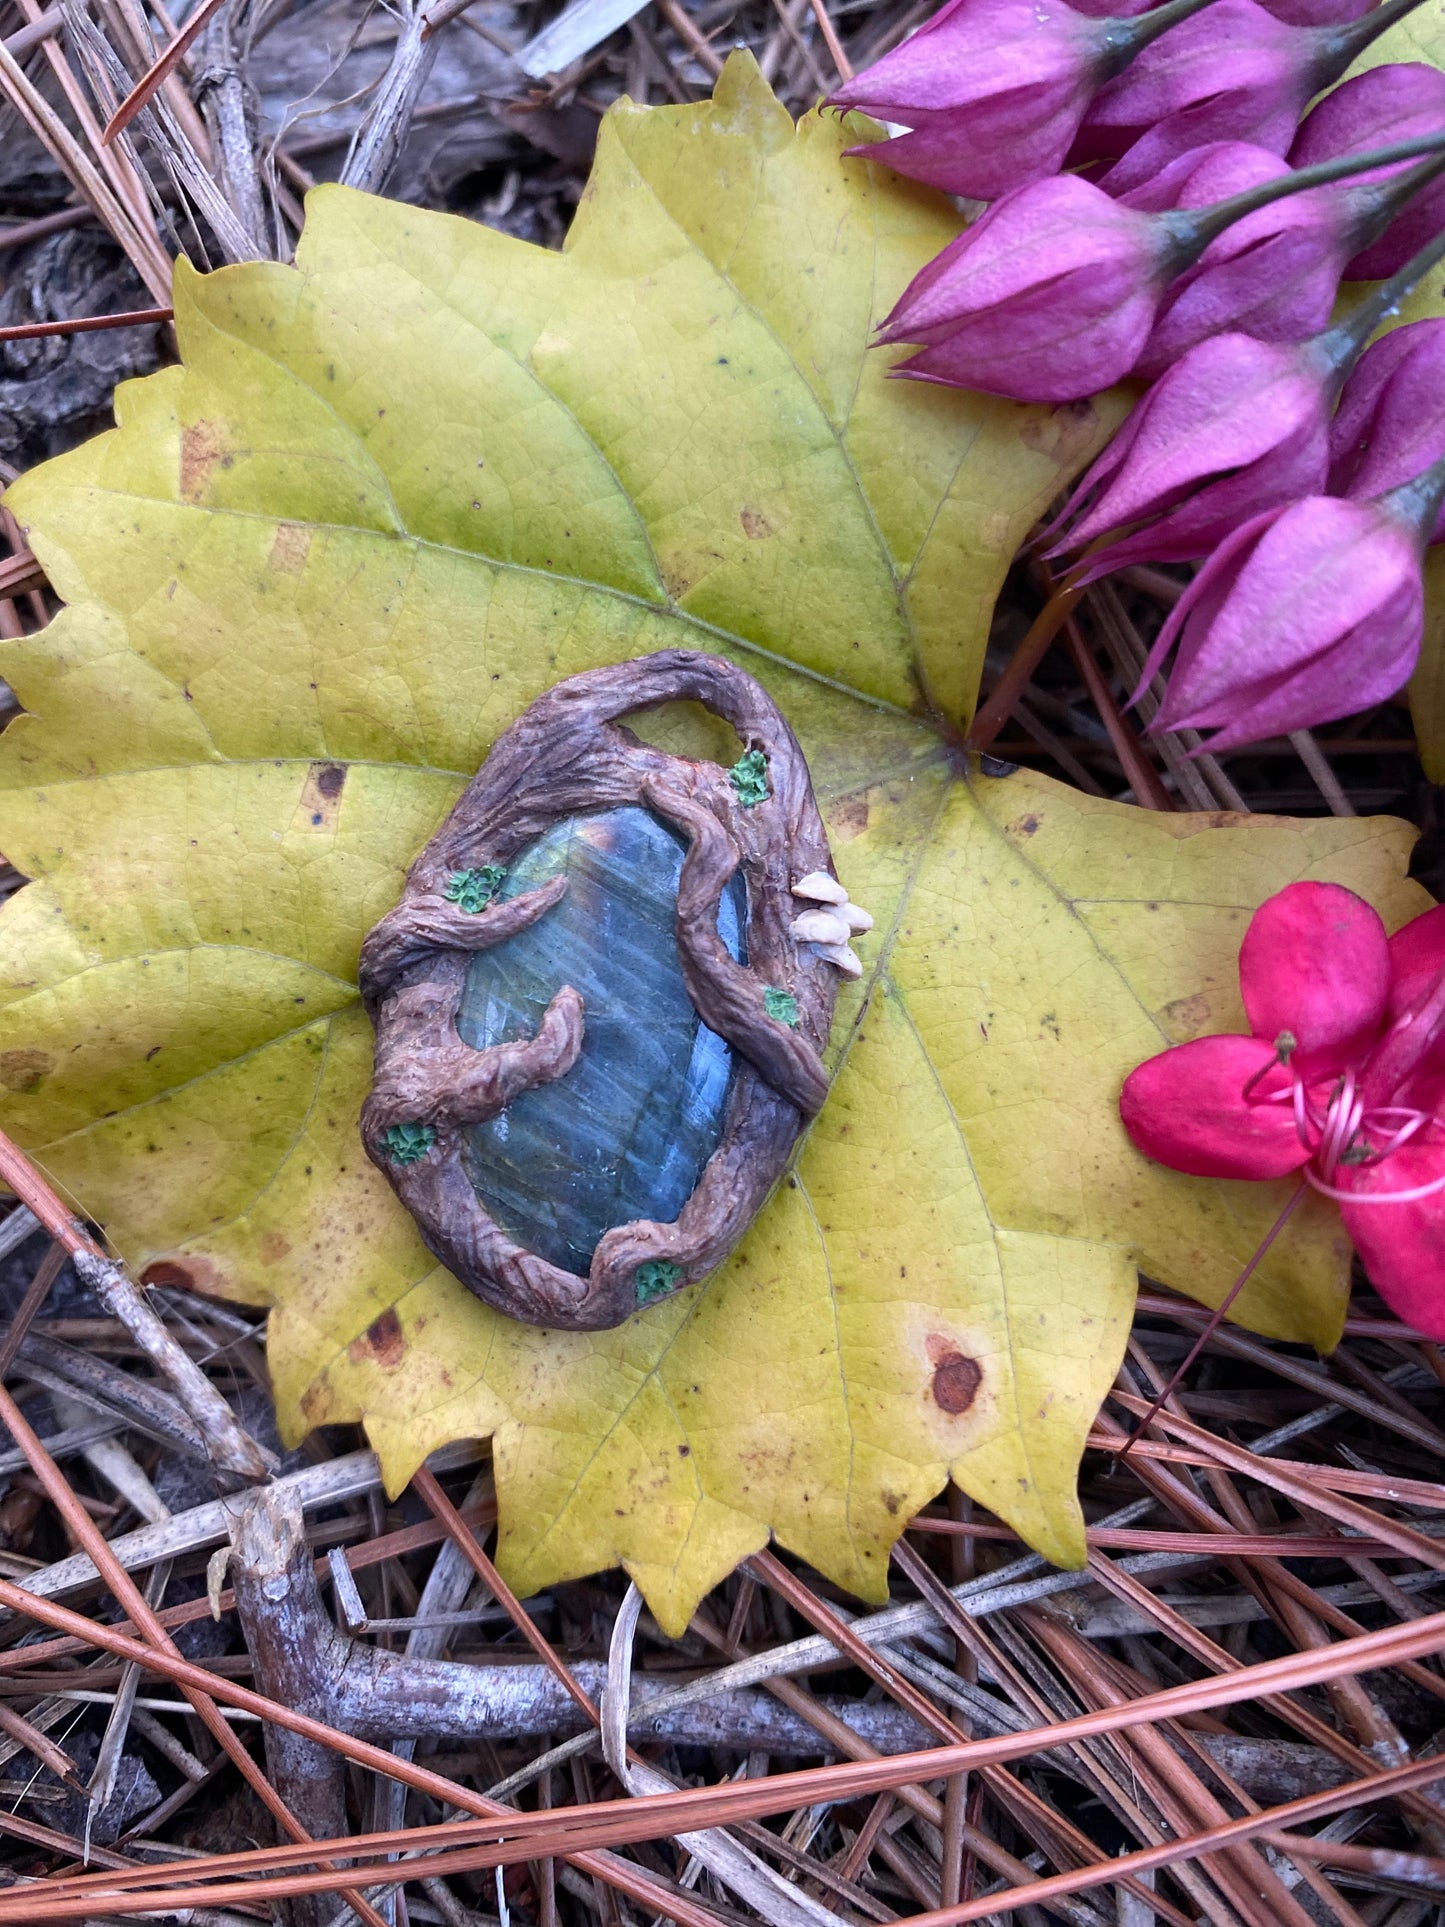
[444,866,506,914]
[728,749,769,807]
[635,1258,683,1305]
[383,1121,436,1165]
[764,987,799,1027]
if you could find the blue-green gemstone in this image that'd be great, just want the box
[456,807,746,1276]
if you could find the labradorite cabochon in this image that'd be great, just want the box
[456,806,746,1276]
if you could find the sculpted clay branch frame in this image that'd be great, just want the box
[359,650,841,1332]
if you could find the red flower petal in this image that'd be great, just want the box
[1339,1136,1445,1338]
[1120,1034,1309,1180]
[1239,881,1389,1074]
[1388,902,1445,1020]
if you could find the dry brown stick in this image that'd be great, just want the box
[1025,1608,1335,1927]
[20,1708,1445,1926]
[764,0,830,97]
[965,582,1084,751]
[1092,1403,1445,1807]
[0,510,46,630]
[229,1489,355,1927]
[13,1583,1445,1894]
[1117,1355,1445,1846]
[1110,1391,1445,1573]
[737,1667,1126,1927]
[1288,729,1356,815]
[805,0,850,80]
[0,1241,69,1381]
[748,1551,1165,1927]
[340,0,439,196]
[0,205,93,251]
[0,1382,391,1927]
[1064,615,1174,809]
[0,37,171,303]
[0,1699,83,1789]
[1087,578,1234,811]
[889,1541,1206,1927]
[101,0,212,163]
[0,552,46,601]
[0,4,62,54]
[0,1127,268,1479]
[653,0,725,75]
[411,1463,601,1725]
[1261,1833,1445,1885]
[102,0,227,138]
[10,0,161,252]
[0,306,172,342]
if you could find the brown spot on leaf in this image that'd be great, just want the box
[300,1380,335,1426]
[350,1306,405,1370]
[269,523,312,572]
[292,761,347,833]
[829,794,870,842]
[1161,991,1213,1040]
[1011,813,1040,838]
[140,1258,198,1290]
[180,420,227,502]
[925,1336,982,1416]
[259,1230,292,1265]
[740,506,773,540]
[1018,399,1098,461]
[0,1048,52,1093]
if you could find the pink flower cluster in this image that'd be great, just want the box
[832,0,1445,748]
[1122,881,1445,1336]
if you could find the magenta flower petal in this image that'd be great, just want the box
[1339,1136,1445,1337]
[1154,496,1427,747]
[1133,507,1276,695]
[1330,321,1445,542]
[1052,333,1330,570]
[1136,190,1355,377]
[1257,0,1374,21]
[1079,0,1312,193]
[1238,881,1390,1075]
[828,0,1106,200]
[1115,138,1291,213]
[1120,1034,1309,1180]
[1290,64,1445,279]
[1388,904,1445,1023]
[880,175,1166,401]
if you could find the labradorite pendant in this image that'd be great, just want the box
[359,650,854,1331]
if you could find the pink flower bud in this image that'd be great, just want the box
[1144,492,1434,748]
[830,0,1109,198]
[1046,333,1333,576]
[1255,0,1375,21]
[1135,182,1362,376]
[1079,0,1316,191]
[1080,0,1424,195]
[1330,320,1445,542]
[878,173,1173,400]
[1115,137,1291,211]
[1291,64,1445,278]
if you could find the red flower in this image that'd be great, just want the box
[1120,881,1445,1336]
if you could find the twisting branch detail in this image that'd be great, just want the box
[360,649,854,1330]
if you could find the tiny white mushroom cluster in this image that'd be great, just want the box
[790,871,873,980]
